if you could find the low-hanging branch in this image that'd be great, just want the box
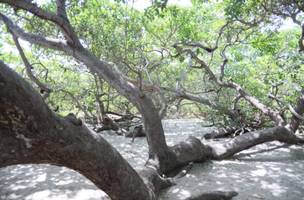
[0,0,174,174]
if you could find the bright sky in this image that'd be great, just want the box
[129,0,192,10]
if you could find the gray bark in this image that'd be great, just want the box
[2,59,304,200]
[0,61,154,200]
[0,9,173,171]
[288,89,304,132]
[1,2,304,200]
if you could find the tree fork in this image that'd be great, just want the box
[0,3,173,172]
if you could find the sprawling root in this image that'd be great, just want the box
[185,191,238,200]
[203,126,254,139]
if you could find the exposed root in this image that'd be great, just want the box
[185,190,238,200]
[173,162,194,179]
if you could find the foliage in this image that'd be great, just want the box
[1,0,303,126]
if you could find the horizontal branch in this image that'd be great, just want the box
[161,86,237,117]
[208,126,304,159]
[162,87,215,107]
[0,13,71,52]
[174,41,217,53]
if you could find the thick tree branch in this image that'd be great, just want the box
[0,0,81,46]
[207,126,304,159]
[0,13,70,52]
[0,60,154,200]
[0,10,173,172]
[175,41,217,53]
[56,0,67,18]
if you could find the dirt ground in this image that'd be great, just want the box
[1,119,304,200]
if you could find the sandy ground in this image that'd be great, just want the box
[1,119,304,200]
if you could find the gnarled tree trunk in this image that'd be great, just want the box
[0,61,154,200]
[1,2,304,200]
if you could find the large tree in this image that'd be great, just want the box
[0,1,304,200]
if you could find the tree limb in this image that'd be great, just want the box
[173,45,285,126]
[0,13,71,52]
[9,30,52,98]
[208,126,304,159]
[288,89,304,132]
[0,0,81,46]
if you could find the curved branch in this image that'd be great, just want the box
[10,30,52,97]
[174,46,285,125]
[0,13,70,52]
[162,86,229,113]
[58,89,93,119]
[288,104,304,120]
[208,126,304,159]
[0,0,81,46]
[1,10,173,172]
[0,60,153,200]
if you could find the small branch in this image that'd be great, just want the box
[10,31,51,98]
[299,24,304,52]
[173,162,193,179]
[173,44,285,125]
[234,144,289,159]
[177,41,217,53]
[288,89,304,132]
[58,89,92,119]
[232,94,242,110]
[219,57,228,81]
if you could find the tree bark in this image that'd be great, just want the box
[207,126,304,159]
[93,74,105,124]
[72,47,175,171]
[3,58,304,200]
[0,61,154,200]
[0,8,173,171]
[288,89,304,132]
[1,2,304,200]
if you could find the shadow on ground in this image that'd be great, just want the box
[1,120,304,200]
[0,164,109,200]
[159,142,304,200]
